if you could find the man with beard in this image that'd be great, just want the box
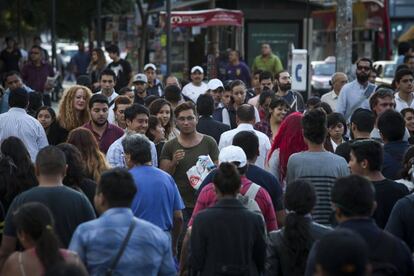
[336,58,376,120]
[275,71,305,112]
[83,94,124,154]
[131,73,149,105]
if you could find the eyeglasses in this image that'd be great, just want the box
[177,116,195,122]
[357,66,371,71]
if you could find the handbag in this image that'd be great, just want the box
[105,219,137,276]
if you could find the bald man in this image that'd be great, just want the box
[321,72,348,112]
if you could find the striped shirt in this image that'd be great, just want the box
[0,107,48,161]
[286,151,349,225]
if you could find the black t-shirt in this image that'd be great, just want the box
[0,48,21,72]
[107,59,132,92]
[4,186,96,247]
[372,179,408,229]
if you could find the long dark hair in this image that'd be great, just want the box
[283,179,316,275]
[56,143,87,188]
[13,202,64,271]
[0,137,37,211]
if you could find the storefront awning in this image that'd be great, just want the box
[160,8,244,28]
[399,26,414,42]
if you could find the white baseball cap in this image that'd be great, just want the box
[191,66,204,74]
[218,145,247,168]
[207,79,224,90]
[144,63,156,71]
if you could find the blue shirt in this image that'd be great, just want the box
[0,85,33,114]
[130,166,185,231]
[336,80,374,119]
[69,208,176,276]
[382,141,410,180]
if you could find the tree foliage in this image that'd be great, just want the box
[0,0,135,40]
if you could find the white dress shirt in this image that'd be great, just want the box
[0,107,48,161]
[218,123,271,169]
[395,92,414,112]
[320,90,339,112]
[336,80,374,119]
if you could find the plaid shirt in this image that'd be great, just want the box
[254,119,272,140]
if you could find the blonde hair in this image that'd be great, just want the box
[57,85,92,131]
[66,127,110,182]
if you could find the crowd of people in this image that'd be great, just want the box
[1,37,414,275]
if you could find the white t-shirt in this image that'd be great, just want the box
[181,82,208,103]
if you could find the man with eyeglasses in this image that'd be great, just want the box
[394,69,414,112]
[336,58,376,120]
[160,102,219,234]
[21,45,54,106]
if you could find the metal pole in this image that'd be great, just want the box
[166,0,172,76]
[336,0,353,76]
[97,0,102,48]
[51,0,56,68]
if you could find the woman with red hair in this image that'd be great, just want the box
[267,112,308,185]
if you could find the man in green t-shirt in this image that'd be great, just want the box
[160,102,219,214]
[251,43,284,77]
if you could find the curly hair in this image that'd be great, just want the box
[57,85,92,131]
[66,127,109,182]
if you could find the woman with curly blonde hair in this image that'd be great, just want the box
[57,85,92,131]
[66,127,110,182]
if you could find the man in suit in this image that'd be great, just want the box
[196,93,230,144]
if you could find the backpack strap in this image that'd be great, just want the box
[244,183,261,200]
[344,83,375,120]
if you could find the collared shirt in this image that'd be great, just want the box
[219,123,271,169]
[97,90,119,124]
[0,85,34,114]
[83,121,124,154]
[0,107,48,161]
[336,80,373,118]
[395,92,414,112]
[69,208,176,276]
[189,176,277,232]
[130,165,185,231]
[106,133,158,168]
[320,90,339,112]
[21,61,54,92]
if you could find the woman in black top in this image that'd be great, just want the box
[36,106,68,145]
[0,137,37,212]
[57,143,97,208]
[266,180,331,276]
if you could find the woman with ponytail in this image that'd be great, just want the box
[190,162,267,276]
[1,202,86,275]
[265,180,331,276]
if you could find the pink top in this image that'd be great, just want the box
[188,176,278,232]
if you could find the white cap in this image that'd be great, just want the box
[144,63,156,71]
[218,145,247,168]
[207,79,224,90]
[191,66,204,74]
[132,73,148,83]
